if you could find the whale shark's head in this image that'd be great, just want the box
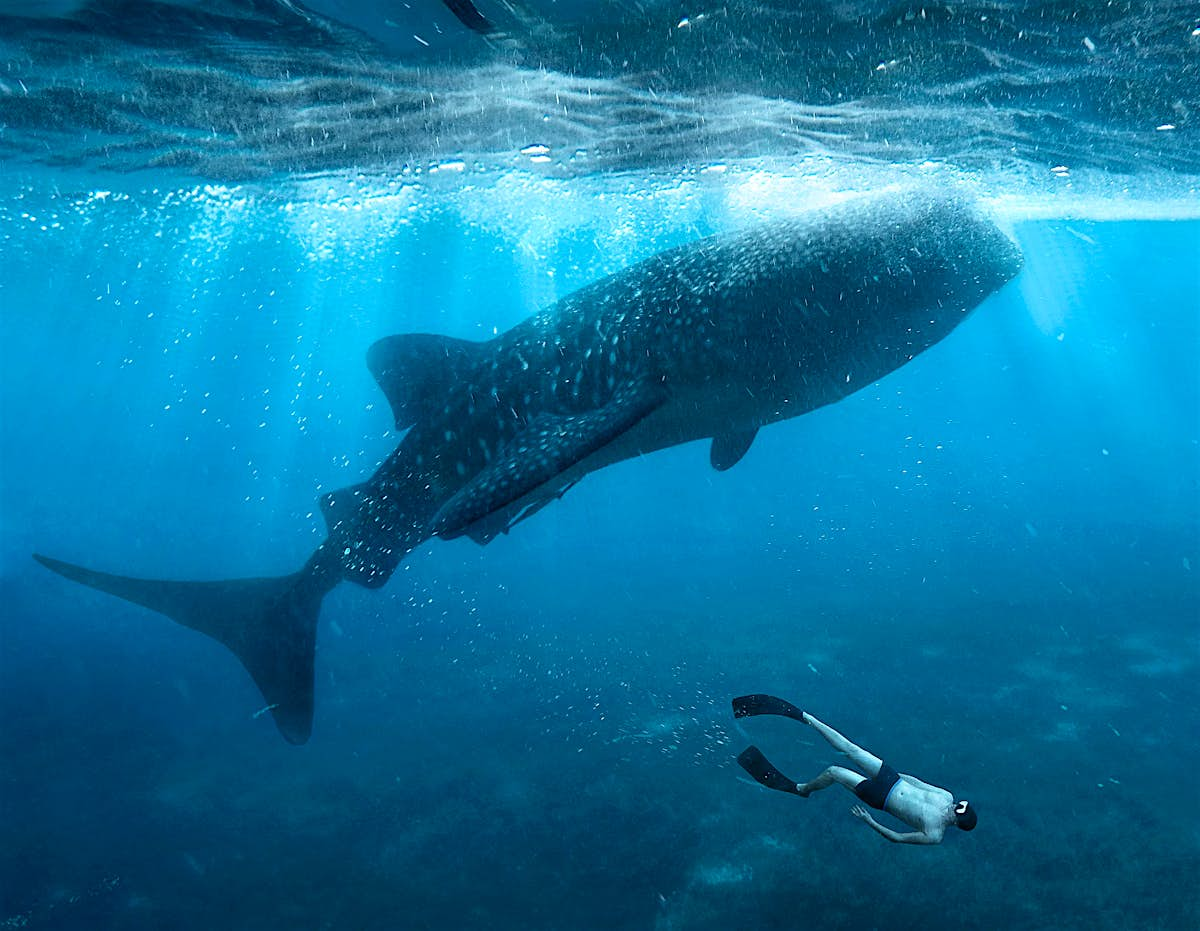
[912,190,1024,301]
[722,189,1024,407]
[876,188,1023,350]
[803,189,1021,350]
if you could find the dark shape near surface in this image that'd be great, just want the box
[441,0,496,35]
[34,189,1022,743]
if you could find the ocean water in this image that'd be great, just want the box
[2,4,1199,931]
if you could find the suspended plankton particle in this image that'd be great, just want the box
[521,144,551,156]
[252,703,279,720]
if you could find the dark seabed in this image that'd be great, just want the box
[1,2,1199,930]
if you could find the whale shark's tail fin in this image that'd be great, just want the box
[32,553,333,744]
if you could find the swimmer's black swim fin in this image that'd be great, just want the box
[732,693,806,722]
[737,745,801,795]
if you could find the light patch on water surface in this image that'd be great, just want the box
[280,179,423,263]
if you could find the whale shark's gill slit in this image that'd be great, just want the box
[32,552,334,744]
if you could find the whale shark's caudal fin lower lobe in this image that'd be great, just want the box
[32,553,332,744]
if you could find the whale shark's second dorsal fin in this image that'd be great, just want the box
[367,334,487,430]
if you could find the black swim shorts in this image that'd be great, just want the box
[854,762,900,811]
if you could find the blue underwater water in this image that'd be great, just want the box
[0,2,1199,929]
[1,173,1197,931]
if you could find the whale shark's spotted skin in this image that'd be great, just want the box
[325,190,1021,588]
[34,189,1023,743]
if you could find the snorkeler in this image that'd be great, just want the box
[731,694,977,845]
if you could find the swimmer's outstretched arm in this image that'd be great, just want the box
[850,806,939,845]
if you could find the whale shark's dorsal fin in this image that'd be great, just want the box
[432,382,665,538]
[710,429,758,471]
[367,334,487,430]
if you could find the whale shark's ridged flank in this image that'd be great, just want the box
[34,190,1023,743]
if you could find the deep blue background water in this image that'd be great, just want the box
[1,177,1198,929]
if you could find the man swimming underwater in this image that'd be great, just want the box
[732,694,977,845]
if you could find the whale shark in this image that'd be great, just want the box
[34,189,1022,743]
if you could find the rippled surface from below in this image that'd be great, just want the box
[0,0,1196,183]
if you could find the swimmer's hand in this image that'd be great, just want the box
[852,805,938,844]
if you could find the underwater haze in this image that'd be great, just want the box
[1,2,1199,930]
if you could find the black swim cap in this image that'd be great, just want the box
[954,800,977,831]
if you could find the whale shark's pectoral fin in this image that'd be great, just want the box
[462,479,581,545]
[710,429,758,471]
[432,383,664,539]
[367,333,488,430]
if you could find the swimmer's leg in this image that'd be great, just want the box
[796,765,865,798]
[803,715,883,777]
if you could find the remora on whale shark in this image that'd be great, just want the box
[35,189,1022,743]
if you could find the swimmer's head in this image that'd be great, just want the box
[953,800,977,831]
